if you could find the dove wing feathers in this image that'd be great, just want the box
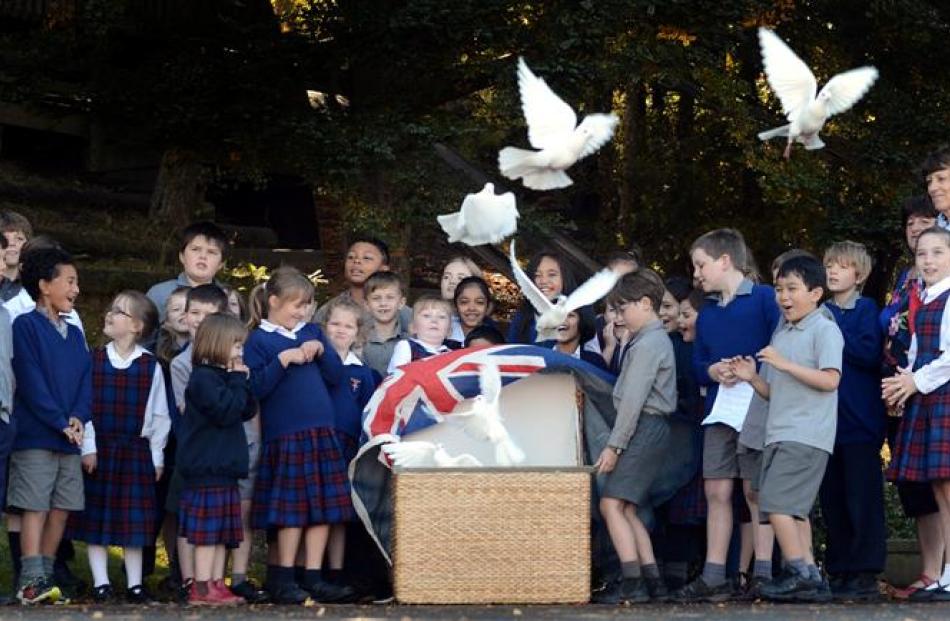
[478,362,502,405]
[818,66,878,117]
[509,240,554,315]
[759,28,817,122]
[576,114,619,160]
[564,269,621,313]
[517,57,578,150]
[382,441,436,468]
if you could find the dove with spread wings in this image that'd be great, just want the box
[382,441,483,469]
[450,362,525,466]
[437,183,519,246]
[498,57,618,190]
[509,240,621,342]
[757,28,878,159]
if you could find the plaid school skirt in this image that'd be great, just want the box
[887,391,950,482]
[178,485,243,547]
[251,427,354,530]
[70,437,157,547]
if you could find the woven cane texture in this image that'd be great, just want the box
[393,468,591,604]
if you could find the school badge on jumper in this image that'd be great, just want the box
[350,377,362,393]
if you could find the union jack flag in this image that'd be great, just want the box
[361,343,613,444]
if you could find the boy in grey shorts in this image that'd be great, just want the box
[733,255,843,602]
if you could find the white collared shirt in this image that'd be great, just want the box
[552,343,582,359]
[344,351,363,366]
[81,342,171,469]
[4,288,85,333]
[386,338,449,375]
[259,319,307,340]
[909,275,950,394]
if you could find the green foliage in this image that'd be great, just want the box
[1,0,948,292]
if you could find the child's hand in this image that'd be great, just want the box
[594,448,619,475]
[709,361,738,386]
[730,356,758,382]
[882,367,918,407]
[229,357,250,377]
[756,346,788,372]
[155,467,164,482]
[279,348,308,368]
[602,322,617,349]
[82,453,97,474]
[65,417,83,446]
[300,339,324,361]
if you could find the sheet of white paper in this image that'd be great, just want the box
[702,381,755,432]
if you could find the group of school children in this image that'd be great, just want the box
[1,146,950,608]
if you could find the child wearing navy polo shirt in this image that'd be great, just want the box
[820,241,887,600]
[7,247,91,605]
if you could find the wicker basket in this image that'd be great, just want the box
[392,467,592,604]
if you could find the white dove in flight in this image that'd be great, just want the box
[509,240,621,342]
[382,441,483,469]
[498,57,618,190]
[757,27,878,159]
[452,362,525,466]
[437,183,519,246]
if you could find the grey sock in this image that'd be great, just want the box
[621,561,642,579]
[701,562,727,587]
[231,572,246,587]
[753,559,772,580]
[41,556,54,577]
[808,564,820,581]
[664,561,688,581]
[642,563,660,579]
[788,558,809,579]
[20,556,44,586]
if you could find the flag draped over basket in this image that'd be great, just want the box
[349,344,618,563]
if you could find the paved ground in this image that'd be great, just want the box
[2,602,950,620]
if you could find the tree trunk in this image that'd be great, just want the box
[618,79,647,244]
[149,148,209,265]
[313,190,346,288]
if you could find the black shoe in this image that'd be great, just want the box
[810,576,833,603]
[828,573,850,597]
[302,577,357,603]
[673,576,733,603]
[177,578,194,604]
[92,584,115,603]
[230,580,270,604]
[737,575,770,601]
[270,582,311,605]
[760,571,821,602]
[592,576,650,604]
[125,584,154,604]
[645,576,669,602]
[839,573,880,601]
[663,574,687,591]
[930,584,950,602]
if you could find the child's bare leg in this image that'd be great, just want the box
[212,545,227,581]
[798,518,815,567]
[917,512,945,582]
[193,545,215,583]
[744,480,775,577]
[39,509,68,558]
[622,503,657,566]
[769,513,809,577]
[930,481,950,585]
[304,525,330,570]
[278,527,303,567]
[21,511,47,557]
[704,478,734,564]
[177,537,194,581]
[328,524,346,570]
[600,497,638,562]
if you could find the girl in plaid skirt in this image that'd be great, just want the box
[884,224,950,600]
[178,313,257,606]
[72,291,170,603]
[244,267,355,605]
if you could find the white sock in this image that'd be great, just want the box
[124,547,144,589]
[87,545,110,588]
[939,563,950,586]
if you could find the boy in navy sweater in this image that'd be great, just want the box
[820,241,887,600]
[675,229,780,602]
[7,247,91,604]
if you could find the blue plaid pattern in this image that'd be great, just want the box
[889,288,950,482]
[70,348,157,546]
[179,485,243,546]
[252,427,353,529]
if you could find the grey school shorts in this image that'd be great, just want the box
[602,414,672,506]
[237,438,261,502]
[737,445,764,491]
[758,441,829,521]
[6,449,84,512]
[703,423,739,479]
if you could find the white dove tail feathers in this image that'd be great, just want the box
[494,436,526,466]
[757,124,790,141]
[498,147,573,190]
